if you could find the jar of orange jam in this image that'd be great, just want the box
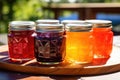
[86,20,113,62]
[66,23,93,64]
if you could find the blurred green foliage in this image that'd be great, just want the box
[0,0,45,33]
[13,0,44,20]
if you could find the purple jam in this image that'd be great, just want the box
[35,31,66,64]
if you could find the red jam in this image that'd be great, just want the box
[93,28,113,61]
[8,30,35,62]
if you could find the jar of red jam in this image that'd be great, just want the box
[8,21,36,62]
[86,20,113,63]
[35,24,66,65]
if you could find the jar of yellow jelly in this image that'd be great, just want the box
[66,23,93,64]
[86,20,113,62]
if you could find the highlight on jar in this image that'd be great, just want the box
[8,21,36,63]
[65,23,94,64]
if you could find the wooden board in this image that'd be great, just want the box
[0,45,120,75]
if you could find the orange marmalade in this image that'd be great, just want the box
[65,23,93,64]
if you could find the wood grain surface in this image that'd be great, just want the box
[0,45,120,75]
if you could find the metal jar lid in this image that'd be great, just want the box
[36,19,59,24]
[66,23,92,32]
[85,20,112,28]
[9,21,35,31]
[36,24,64,32]
[61,20,86,25]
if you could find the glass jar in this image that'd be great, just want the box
[36,19,59,24]
[66,23,93,64]
[8,21,36,62]
[86,20,113,62]
[35,24,66,65]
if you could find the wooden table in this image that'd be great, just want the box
[43,3,120,20]
[0,36,120,80]
[0,45,120,80]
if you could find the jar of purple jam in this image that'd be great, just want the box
[35,24,66,65]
